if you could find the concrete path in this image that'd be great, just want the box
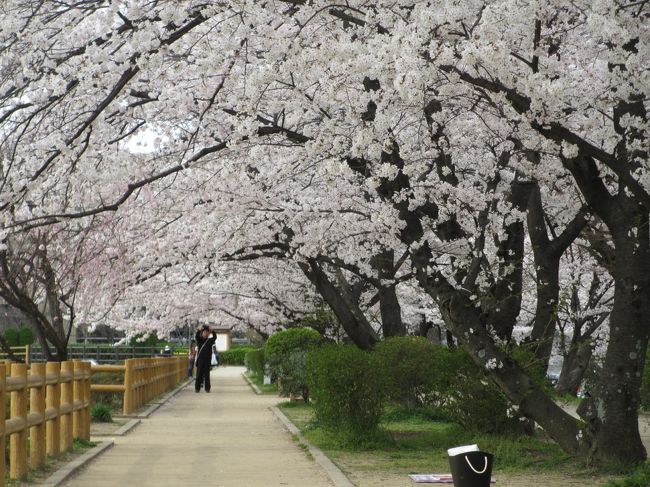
[63,367,334,487]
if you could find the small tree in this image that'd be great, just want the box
[18,326,35,346]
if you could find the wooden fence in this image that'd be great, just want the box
[0,357,186,485]
[0,360,91,483]
[91,357,186,415]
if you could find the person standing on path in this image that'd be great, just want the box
[195,325,217,393]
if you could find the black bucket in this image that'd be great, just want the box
[448,450,493,487]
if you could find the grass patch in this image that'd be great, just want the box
[245,372,278,394]
[602,462,650,487]
[279,402,577,476]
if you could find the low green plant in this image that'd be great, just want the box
[604,463,650,487]
[91,404,113,423]
[307,344,384,435]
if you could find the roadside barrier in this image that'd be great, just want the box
[91,357,186,415]
[0,360,91,483]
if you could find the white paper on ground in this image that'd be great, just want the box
[447,444,479,456]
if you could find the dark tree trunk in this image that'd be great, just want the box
[556,339,592,396]
[578,202,650,465]
[372,249,406,337]
[299,260,379,350]
[526,184,588,372]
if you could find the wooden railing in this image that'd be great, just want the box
[0,360,91,483]
[91,357,186,415]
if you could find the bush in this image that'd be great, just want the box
[4,328,18,347]
[374,336,440,409]
[433,347,521,435]
[91,404,113,423]
[266,328,321,399]
[245,348,265,375]
[17,326,34,346]
[307,344,384,434]
[219,347,256,365]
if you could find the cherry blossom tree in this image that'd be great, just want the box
[1,0,648,466]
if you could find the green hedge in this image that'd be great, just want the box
[307,344,384,434]
[374,336,440,409]
[266,328,321,399]
[219,347,257,365]
[245,348,265,375]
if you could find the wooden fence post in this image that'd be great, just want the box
[60,361,73,452]
[0,363,6,484]
[72,360,83,439]
[45,361,61,457]
[123,359,134,415]
[84,361,91,440]
[10,362,28,479]
[29,362,46,469]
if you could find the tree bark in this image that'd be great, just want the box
[556,338,592,396]
[299,260,379,350]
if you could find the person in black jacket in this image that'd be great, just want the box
[195,325,217,393]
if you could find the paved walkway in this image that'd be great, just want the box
[63,367,334,487]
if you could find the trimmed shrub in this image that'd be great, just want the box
[17,326,34,346]
[4,328,19,347]
[266,328,321,399]
[219,347,256,365]
[91,404,113,423]
[307,344,384,434]
[374,336,440,409]
[245,348,265,375]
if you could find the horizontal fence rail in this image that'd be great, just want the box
[0,360,91,483]
[0,357,185,486]
[91,357,186,415]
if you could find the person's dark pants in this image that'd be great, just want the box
[188,360,194,378]
[195,361,211,392]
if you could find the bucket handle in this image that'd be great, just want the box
[464,455,488,474]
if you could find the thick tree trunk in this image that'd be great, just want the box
[373,249,405,337]
[529,262,560,371]
[299,260,379,350]
[556,339,592,396]
[378,284,404,337]
[580,209,650,465]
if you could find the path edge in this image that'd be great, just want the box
[40,440,114,487]
[270,406,355,487]
[242,372,262,395]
